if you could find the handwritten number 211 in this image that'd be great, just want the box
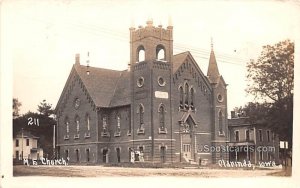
[28,117,39,126]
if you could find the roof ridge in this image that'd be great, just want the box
[77,64,124,72]
[173,51,190,56]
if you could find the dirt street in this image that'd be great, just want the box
[13,165,285,177]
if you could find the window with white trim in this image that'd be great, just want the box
[190,87,195,109]
[235,130,239,142]
[179,86,184,109]
[218,111,223,134]
[184,83,189,108]
[158,104,166,133]
[137,104,145,134]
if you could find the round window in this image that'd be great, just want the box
[158,76,166,86]
[217,94,223,102]
[137,77,144,87]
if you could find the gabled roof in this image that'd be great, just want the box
[109,70,131,107]
[178,111,198,125]
[172,51,212,91]
[74,64,130,108]
[56,50,219,111]
[14,130,39,139]
[173,51,190,73]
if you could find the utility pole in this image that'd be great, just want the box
[21,128,24,160]
[53,125,56,159]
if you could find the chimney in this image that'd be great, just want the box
[75,53,80,65]
[127,63,131,72]
[231,111,235,119]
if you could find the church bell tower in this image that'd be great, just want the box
[129,19,174,162]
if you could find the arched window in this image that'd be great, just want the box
[185,83,189,108]
[117,115,121,129]
[116,114,121,134]
[190,87,195,108]
[65,117,69,134]
[159,105,165,130]
[179,86,184,109]
[156,44,165,60]
[86,114,90,131]
[218,111,223,133]
[102,115,107,132]
[75,115,80,134]
[139,104,144,128]
[137,45,145,62]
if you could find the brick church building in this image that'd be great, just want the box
[55,20,229,164]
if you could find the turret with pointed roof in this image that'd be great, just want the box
[207,41,220,84]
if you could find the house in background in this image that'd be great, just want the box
[228,111,280,165]
[13,130,43,160]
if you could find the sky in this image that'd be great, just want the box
[6,0,300,115]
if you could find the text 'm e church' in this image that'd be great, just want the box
[55,20,228,164]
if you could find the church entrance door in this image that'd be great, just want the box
[182,134,192,161]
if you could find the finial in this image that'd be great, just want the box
[168,16,173,27]
[131,18,134,27]
[75,53,80,64]
[211,37,214,51]
[129,18,134,30]
[167,16,173,29]
[146,18,153,27]
[86,51,90,75]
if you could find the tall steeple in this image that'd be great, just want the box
[207,38,220,84]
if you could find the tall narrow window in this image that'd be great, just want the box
[86,114,90,131]
[117,115,121,130]
[75,116,80,134]
[101,115,110,137]
[26,139,29,146]
[137,104,145,134]
[219,111,223,134]
[116,148,121,163]
[66,122,69,134]
[259,150,263,161]
[103,116,107,132]
[184,83,189,108]
[76,149,79,162]
[114,114,121,137]
[16,139,19,147]
[139,105,144,128]
[127,110,131,135]
[246,129,250,141]
[64,117,70,140]
[190,87,195,108]
[159,105,165,131]
[160,146,166,163]
[86,149,90,162]
[179,86,184,109]
[267,130,270,142]
[137,45,145,62]
[259,129,263,141]
[235,130,239,141]
[156,45,166,60]
[65,116,69,136]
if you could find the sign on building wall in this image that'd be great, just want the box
[155,91,169,99]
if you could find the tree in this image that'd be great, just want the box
[13,99,57,159]
[245,39,294,147]
[246,39,294,102]
[13,98,22,118]
[37,99,54,117]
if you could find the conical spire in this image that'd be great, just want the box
[207,38,220,83]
